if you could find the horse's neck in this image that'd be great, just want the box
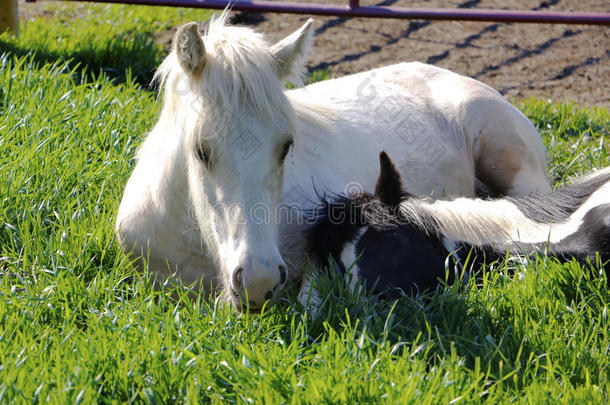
[289,94,336,153]
[284,95,379,203]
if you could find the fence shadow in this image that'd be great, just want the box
[0,30,161,88]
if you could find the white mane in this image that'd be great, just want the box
[399,198,552,249]
[152,12,297,144]
[399,171,610,249]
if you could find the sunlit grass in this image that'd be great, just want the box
[0,4,609,403]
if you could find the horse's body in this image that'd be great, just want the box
[307,153,610,297]
[116,14,550,309]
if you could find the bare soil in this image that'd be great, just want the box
[18,0,610,106]
[247,0,610,106]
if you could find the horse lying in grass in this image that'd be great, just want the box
[306,152,610,297]
[116,12,551,310]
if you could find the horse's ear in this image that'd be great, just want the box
[269,19,314,85]
[375,152,404,208]
[174,22,206,77]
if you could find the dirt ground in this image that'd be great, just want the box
[18,0,610,106]
[250,0,609,106]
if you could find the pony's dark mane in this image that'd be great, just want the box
[508,170,610,223]
[305,192,438,269]
[307,151,427,269]
[305,195,384,270]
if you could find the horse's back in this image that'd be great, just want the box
[288,62,549,198]
[294,62,497,98]
[390,62,549,196]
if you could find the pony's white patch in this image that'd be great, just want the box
[564,181,610,226]
[442,236,462,267]
[442,237,458,255]
[442,236,468,285]
[339,226,369,294]
[297,276,322,315]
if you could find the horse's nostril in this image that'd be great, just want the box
[279,265,287,284]
[232,267,244,290]
[264,290,273,301]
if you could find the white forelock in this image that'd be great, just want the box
[153,11,297,146]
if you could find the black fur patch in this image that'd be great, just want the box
[355,224,451,297]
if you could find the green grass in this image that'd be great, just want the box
[1,4,609,403]
[1,3,212,85]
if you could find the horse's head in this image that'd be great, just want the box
[157,15,314,309]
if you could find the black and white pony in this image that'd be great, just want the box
[306,152,610,297]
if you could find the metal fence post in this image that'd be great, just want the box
[0,0,18,35]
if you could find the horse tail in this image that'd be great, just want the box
[506,168,610,224]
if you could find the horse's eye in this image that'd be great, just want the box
[196,145,210,167]
[280,141,293,162]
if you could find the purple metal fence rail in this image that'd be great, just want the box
[30,0,610,25]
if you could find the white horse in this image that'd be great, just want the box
[115,12,550,310]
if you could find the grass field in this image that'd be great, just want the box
[0,4,609,403]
